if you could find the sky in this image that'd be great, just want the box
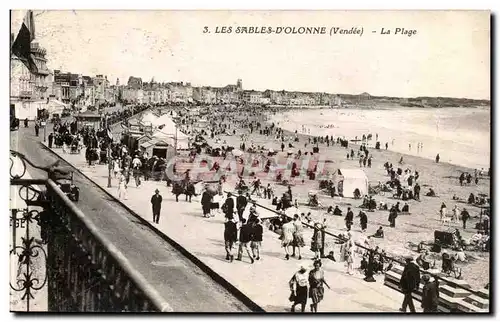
[10,10,490,99]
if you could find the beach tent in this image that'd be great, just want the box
[141,111,159,125]
[331,169,369,198]
[47,99,68,115]
[152,114,174,128]
[152,129,190,150]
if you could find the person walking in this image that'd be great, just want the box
[150,189,162,224]
[117,171,128,200]
[358,211,368,232]
[224,217,238,262]
[222,192,235,220]
[345,207,354,231]
[237,219,254,263]
[132,155,142,187]
[421,274,439,313]
[113,157,121,177]
[414,183,421,201]
[250,219,263,261]
[308,259,330,312]
[344,233,354,275]
[247,204,259,224]
[291,214,305,260]
[236,190,248,222]
[35,121,40,137]
[201,189,212,218]
[388,206,398,228]
[452,205,460,223]
[440,203,447,222]
[281,216,295,260]
[289,263,310,313]
[310,222,323,260]
[24,118,29,128]
[460,208,470,229]
[48,132,54,148]
[399,256,421,313]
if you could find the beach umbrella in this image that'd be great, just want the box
[287,149,294,154]
[268,148,275,153]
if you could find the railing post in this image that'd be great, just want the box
[320,226,326,258]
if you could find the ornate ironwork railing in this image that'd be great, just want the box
[10,151,172,312]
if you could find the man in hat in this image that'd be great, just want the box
[460,208,470,229]
[132,155,142,187]
[421,274,439,312]
[250,218,263,260]
[222,192,235,220]
[399,256,421,313]
[224,217,238,262]
[237,218,254,264]
[345,207,354,231]
[358,211,368,232]
[236,190,248,222]
[151,189,163,224]
[248,203,259,224]
[201,188,212,218]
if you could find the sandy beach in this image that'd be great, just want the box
[181,106,490,290]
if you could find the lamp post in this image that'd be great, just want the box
[107,146,112,188]
[42,120,47,142]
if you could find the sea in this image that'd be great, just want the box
[269,107,491,170]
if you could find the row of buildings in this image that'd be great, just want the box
[10,39,117,111]
[10,36,346,120]
[121,77,344,106]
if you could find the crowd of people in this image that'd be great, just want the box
[44,103,489,313]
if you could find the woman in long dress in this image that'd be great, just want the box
[292,214,305,260]
[281,217,295,260]
[310,223,323,260]
[289,263,310,312]
[113,157,121,178]
[440,202,447,221]
[117,171,128,200]
[308,260,330,312]
[344,234,354,275]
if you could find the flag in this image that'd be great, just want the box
[11,10,38,74]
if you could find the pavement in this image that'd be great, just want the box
[13,127,252,312]
[42,141,410,312]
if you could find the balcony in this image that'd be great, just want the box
[9,151,171,312]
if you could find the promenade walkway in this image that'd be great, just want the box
[44,143,411,312]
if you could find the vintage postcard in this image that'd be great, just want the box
[9,10,490,313]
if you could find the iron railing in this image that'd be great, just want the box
[10,150,172,312]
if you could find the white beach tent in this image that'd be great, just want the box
[140,111,159,125]
[47,99,68,115]
[152,129,190,150]
[331,168,369,198]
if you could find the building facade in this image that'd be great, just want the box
[10,41,51,101]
